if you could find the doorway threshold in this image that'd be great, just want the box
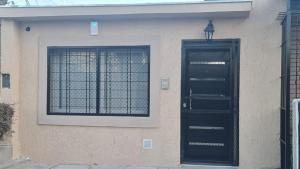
[181,164,238,169]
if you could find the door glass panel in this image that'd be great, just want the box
[188,50,230,97]
[189,80,226,96]
[191,100,230,110]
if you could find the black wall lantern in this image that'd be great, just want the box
[204,20,214,41]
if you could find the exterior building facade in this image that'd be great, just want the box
[0,0,286,169]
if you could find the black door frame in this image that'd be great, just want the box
[180,39,240,166]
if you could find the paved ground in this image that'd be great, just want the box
[0,159,238,169]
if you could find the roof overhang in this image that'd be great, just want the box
[0,0,252,21]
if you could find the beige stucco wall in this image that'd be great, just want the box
[0,0,286,168]
[0,19,21,158]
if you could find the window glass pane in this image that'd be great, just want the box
[104,49,129,114]
[48,48,97,114]
[48,46,149,116]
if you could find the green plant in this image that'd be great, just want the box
[0,103,14,140]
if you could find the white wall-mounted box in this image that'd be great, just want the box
[90,21,98,35]
[143,139,153,149]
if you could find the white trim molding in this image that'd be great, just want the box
[0,1,252,20]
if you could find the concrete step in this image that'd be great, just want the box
[181,164,238,169]
[1,161,240,169]
[50,164,237,169]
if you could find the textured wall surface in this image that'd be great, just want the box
[0,0,286,168]
[0,19,21,159]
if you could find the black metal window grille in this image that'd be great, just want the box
[281,14,291,169]
[280,10,300,169]
[280,1,300,168]
[47,46,150,116]
[291,0,300,10]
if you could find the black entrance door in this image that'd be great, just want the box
[181,40,239,165]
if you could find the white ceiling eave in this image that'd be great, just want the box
[0,0,252,21]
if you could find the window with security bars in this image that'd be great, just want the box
[47,46,150,116]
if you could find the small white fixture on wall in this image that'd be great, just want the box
[143,139,153,149]
[160,78,169,90]
[90,21,99,36]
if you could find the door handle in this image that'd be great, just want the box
[183,102,187,108]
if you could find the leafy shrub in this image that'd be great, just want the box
[0,103,14,140]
